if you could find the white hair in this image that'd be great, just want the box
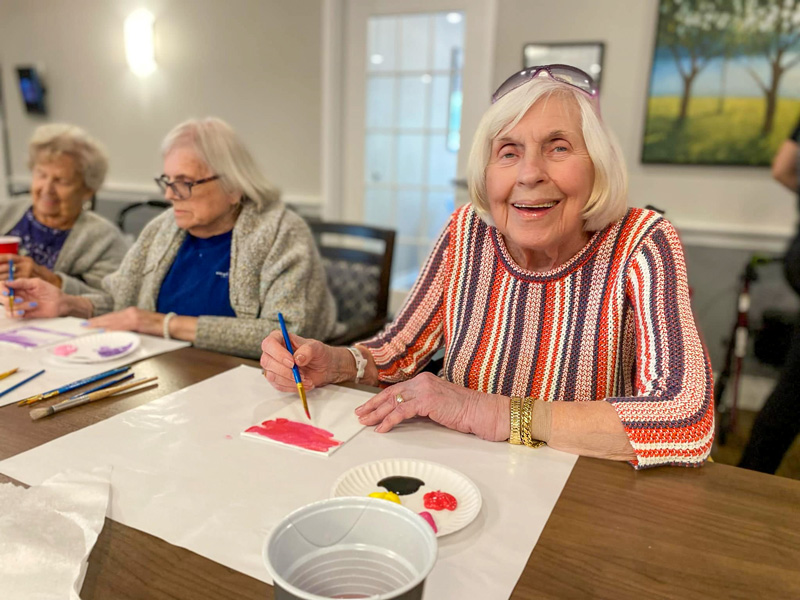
[161,117,280,210]
[28,123,108,191]
[467,77,628,231]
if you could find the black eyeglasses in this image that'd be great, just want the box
[491,64,599,105]
[154,174,220,200]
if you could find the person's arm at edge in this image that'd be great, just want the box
[772,139,798,192]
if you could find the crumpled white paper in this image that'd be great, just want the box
[0,466,111,600]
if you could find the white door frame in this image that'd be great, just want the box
[320,0,497,221]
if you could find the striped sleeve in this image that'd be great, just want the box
[607,219,714,469]
[360,218,451,383]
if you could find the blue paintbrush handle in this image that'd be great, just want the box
[8,258,14,307]
[66,372,135,401]
[277,312,302,385]
[40,366,131,398]
[0,369,45,398]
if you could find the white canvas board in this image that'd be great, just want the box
[0,365,578,600]
[0,324,190,407]
[241,385,369,456]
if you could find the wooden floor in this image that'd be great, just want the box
[713,409,800,480]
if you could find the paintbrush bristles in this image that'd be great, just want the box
[29,376,158,421]
[29,405,56,421]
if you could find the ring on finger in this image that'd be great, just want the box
[395,394,405,405]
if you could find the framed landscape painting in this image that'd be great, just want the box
[642,0,800,166]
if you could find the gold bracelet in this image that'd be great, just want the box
[509,397,523,445]
[520,396,546,449]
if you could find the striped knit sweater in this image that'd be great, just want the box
[362,205,714,469]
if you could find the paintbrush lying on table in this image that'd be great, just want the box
[29,376,158,421]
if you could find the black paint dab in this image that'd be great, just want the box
[378,476,425,496]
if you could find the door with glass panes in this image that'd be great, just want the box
[341,0,494,308]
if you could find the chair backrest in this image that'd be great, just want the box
[309,221,395,344]
[117,199,171,238]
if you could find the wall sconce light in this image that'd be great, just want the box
[124,8,156,77]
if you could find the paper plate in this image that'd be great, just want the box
[49,332,141,363]
[331,458,482,537]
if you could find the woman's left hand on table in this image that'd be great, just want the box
[88,307,161,334]
[354,372,510,441]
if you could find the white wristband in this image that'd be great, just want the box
[347,346,367,384]
[163,312,177,340]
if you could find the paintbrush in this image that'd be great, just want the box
[62,372,135,401]
[0,368,45,399]
[277,312,310,419]
[29,376,158,421]
[0,367,19,381]
[18,365,131,405]
[7,258,14,313]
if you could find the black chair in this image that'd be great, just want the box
[117,199,170,238]
[309,221,395,346]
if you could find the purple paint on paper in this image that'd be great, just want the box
[0,326,75,348]
[96,342,133,357]
[0,333,38,348]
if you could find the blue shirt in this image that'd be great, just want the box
[7,208,70,269]
[156,231,236,317]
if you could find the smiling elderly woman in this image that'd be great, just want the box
[261,66,713,468]
[0,124,129,294]
[3,118,337,359]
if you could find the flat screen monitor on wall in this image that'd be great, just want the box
[16,67,46,115]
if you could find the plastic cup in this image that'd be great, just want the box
[264,497,438,600]
[0,236,20,254]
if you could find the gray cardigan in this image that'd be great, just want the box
[0,197,130,295]
[84,199,337,359]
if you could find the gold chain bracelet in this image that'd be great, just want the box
[520,396,546,449]
[509,396,523,445]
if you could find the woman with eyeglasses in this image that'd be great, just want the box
[0,124,129,294]
[2,118,337,359]
[261,66,713,468]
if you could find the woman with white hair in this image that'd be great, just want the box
[261,66,713,468]
[3,117,337,359]
[0,124,129,294]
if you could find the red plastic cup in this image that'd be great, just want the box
[0,236,21,254]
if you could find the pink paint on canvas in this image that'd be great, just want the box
[245,418,341,453]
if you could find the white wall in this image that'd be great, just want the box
[2,0,796,242]
[494,0,797,247]
[0,0,322,204]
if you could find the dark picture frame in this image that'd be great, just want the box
[642,0,800,166]
[522,42,605,90]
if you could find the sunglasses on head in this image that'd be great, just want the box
[491,64,599,104]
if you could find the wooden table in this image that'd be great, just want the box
[1,347,798,600]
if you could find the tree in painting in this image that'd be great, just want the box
[642,0,800,165]
[739,0,800,134]
[657,0,734,124]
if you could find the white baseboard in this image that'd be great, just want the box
[675,221,793,253]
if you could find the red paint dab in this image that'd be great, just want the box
[423,490,457,511]
[245,418,341,453]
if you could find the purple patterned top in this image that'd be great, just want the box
[6,208,70,269]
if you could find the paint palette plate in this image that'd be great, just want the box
[331,459,482,537]
[49,332,141,363]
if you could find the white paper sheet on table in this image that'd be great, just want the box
[0,317,190,406]
[0,365,578,600]
[0,467,110,600]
